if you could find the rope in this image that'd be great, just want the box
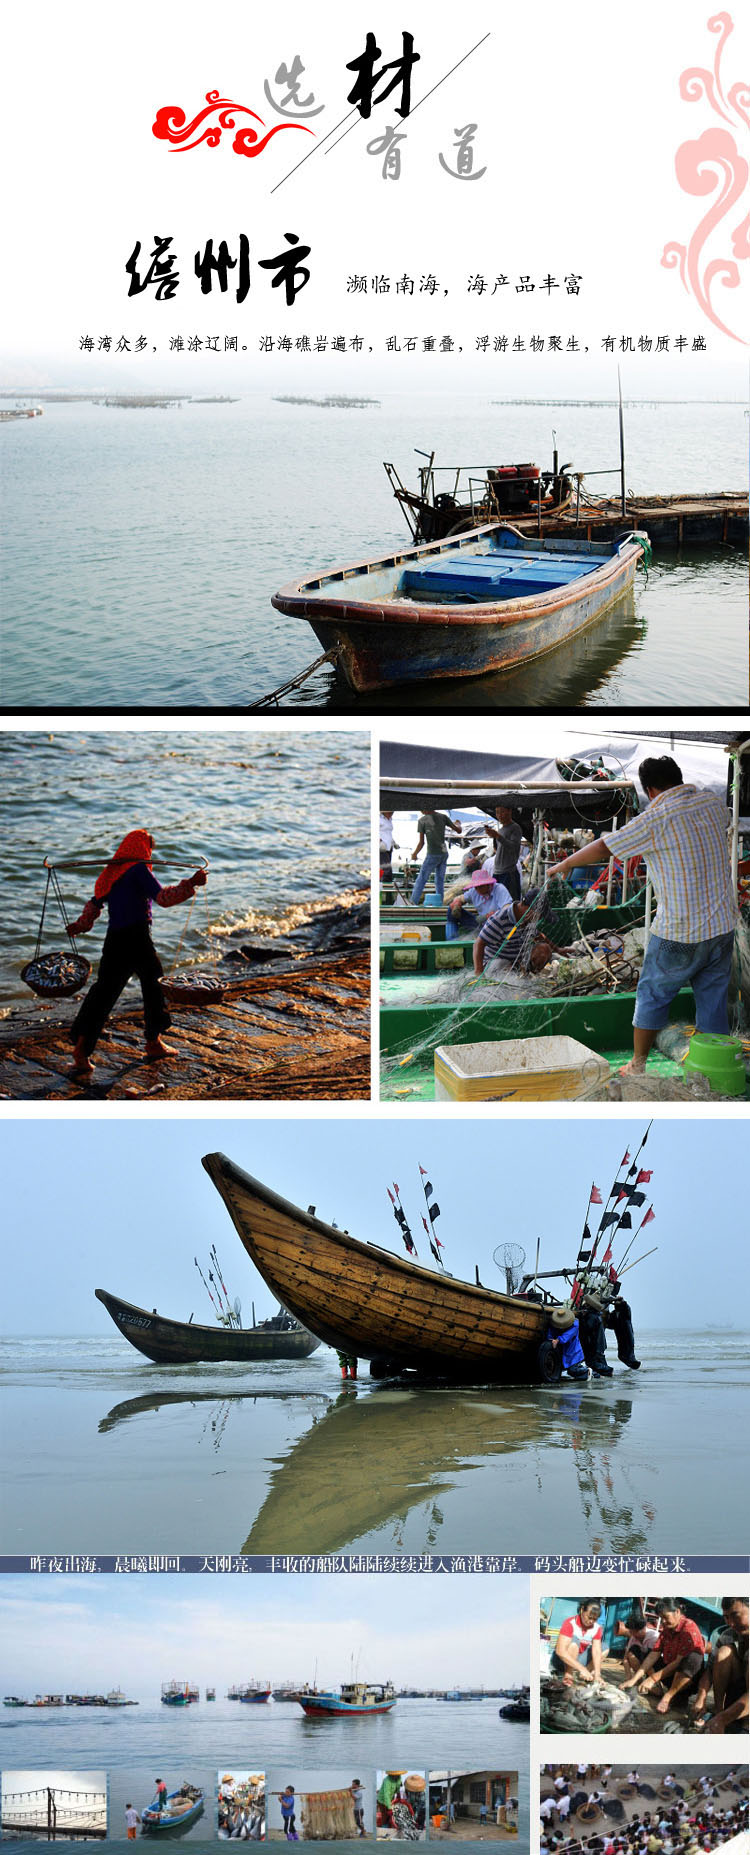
[246,648,340,710]
[34,863,81,958]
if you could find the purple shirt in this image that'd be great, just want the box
[101,862,162,930]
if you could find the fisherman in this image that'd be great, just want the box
[551,1601,604,1683]
[623,1600,706,1713]
[473,888,556,976]
[615,1611,661,1678]
[691,1597,749,1734]
[410,810,463,906]
[124,1804,141,1840]
[276,1786,298,1841]
[547,1308,591,1383]
[547,756,738,1074]
[485,804,524,900]
[66,830,208,1082]
[350,1780,366,1838]
[446,867,511,939]
[155,1780,168,1814]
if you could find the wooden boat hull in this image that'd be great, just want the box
[272,523,645,693]
[95,1287,320,1365]
[201,1153,548,1378]
[142,1794,204,1833]
[299,1695,395,1715]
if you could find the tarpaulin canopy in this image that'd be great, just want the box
[380,734,740,830]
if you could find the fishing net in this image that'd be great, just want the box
[300,1789,357,1839]
[161,879,226,1007]
[494,1242,526,1294]
[382,880,750,1103]
[21,865,91,997]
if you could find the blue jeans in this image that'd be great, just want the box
[411,852,448,906]
[634,929,735,1031]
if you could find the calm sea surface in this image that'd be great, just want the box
[1,396,746,708]
[0,731,369,1005]
[0,1332,746,1557]
[0,1699,529,1801]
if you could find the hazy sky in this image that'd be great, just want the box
[0,1574,529,1692]
[3,0,747,393]
[0,1118,745,1333]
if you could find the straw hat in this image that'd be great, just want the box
[406,1776,426,1792]
[582,1292,606,1314]
[550,1305,576,1332]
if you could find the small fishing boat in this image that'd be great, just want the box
[95,1287,320,1365]
[238,1683,271,1703]
[498,1688,531,1722]
[206,1687,216,1701]
[202,1153,558,1380]
[272,522,648,694]
[106,1688,137,1706]
[141,1786,204,1834]
[298,1680,396,1716]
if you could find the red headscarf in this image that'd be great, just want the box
[94,830,154,900]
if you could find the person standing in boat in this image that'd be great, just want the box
[66,830,207,1081]
[485,804,523,901]
[410,810,463,906]
[547,755,738,1074]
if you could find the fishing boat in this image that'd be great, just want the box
[106,1688,137,1706]
[160,1681,197,1707]
[271,522,648,694]
[206,1687,216,1701]
[202,1153,573,1381]
[141,1786,204,1834]
[238,1683,271,1703]
[95,1287,320,1365]
[384,451,575,544]
[498,1687,531,1722]
[298,1680,396,1716]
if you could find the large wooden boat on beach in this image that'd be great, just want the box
[202,1152,562,1380]
[95,1287,320,1366]
[271,522,648,694]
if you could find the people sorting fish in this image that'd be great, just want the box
[65,830,207,1081]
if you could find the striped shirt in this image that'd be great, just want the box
[601,785,737,941]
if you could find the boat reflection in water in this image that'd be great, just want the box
[98,1379,647,1555]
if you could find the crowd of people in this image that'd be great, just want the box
[540,1766,747,1855]
[218,1774,265,1840]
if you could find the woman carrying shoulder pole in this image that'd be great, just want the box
[66,829,207,1081]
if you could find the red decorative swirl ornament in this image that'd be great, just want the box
[662,14,750,345]
[152,89,313,156]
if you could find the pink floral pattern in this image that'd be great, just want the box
[662,14,750,344]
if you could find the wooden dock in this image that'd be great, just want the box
[0,948,369,1101]
[517,491,748,550]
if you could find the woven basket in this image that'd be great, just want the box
[161,975,228,1007]
[21,951,91,998]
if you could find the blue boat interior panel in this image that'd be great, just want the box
[400,547,608,601]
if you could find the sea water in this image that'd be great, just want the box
[0,731,369,1006]
[1,395,746,708]
[0,1331,746,1557]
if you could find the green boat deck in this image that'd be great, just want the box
[380,986,698,1101]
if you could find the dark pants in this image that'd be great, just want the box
[606,1299,639,1367]
[71,923,171,1055]
[496,866,521,901]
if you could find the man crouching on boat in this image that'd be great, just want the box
[472,888,555,976]
[547,1306,590,1381]
[66,830,207,1082]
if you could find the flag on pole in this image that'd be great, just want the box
[419,1165,427,1177]
[636,1169,653,1184]
[590,1186,603,1204]
[386,1187,395,1204]
[621,1150,630,1166]
[641,1206,655,1227]
[618,1212,632,1230]
[601,1242,613,1267]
